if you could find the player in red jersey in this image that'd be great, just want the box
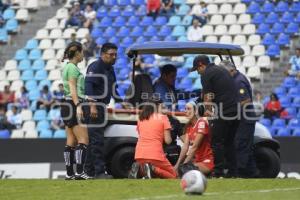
[174,102,214,175]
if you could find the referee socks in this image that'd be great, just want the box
[75,143,88,174]
[64,146,75,176]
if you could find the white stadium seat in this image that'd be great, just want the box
[214,56,221,65]
[247,66,261,79]
[224,14,237,25]
[45,59,59,70]
[20,109,33,121]
[77,28,89,38]
[219,35,232,44]
[52,39,66,49]
[241,45,251,55]
[4,60,17,71]
[243,24,256,35]
[10,80,24,92]
[49,29,62,39]
[42,49,56,60]
[210,15,223,25]
[15,9,29,22]
[205,35,218,43]
[39,39,52,49]
[219,4,232,15]
[11,130,24,138]
[0,81,9,91]
[243,56,256,68]
[56,49,65,60]
[233,56,242,67]
[25,130,38,138]
[233,35,246,45]
[45,18,58,30]
[48,69,62,80]
[228,24,241,35]
[22,121,36,131]
[257,55,271,70]
[237,66,246,74]
[248,35,261,46]
[51,80,63,92]
[35,29,49,39]
[7,70,20,81]
[0,71,6,80]
[78,59,87,70]
[59,19,67,29]
[238,14,251,25]
[63,28,76,39]
[214,25,227,36]
[55,8,69,19]
[26,0,39,10]
[202,25,214,36]
[207,4,218,15]
[213,0,228,3]
[233,3,246,14]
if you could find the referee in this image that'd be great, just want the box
[84,43,121,179]
[191,55,239,178]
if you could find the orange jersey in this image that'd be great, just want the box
[186,118,214,163]
[135,113,171,161]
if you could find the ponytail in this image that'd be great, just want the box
[61,41,83,62]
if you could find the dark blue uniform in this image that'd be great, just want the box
[233,71,257,177]
[84,58,120,177]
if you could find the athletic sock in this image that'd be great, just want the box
[75,143,88,174]
[64,145,75,176]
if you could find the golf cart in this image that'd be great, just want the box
[104,41,280,178]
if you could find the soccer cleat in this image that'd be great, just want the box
[143,163,154,179]
[65,175,75,180]
[128,162,140,179]
[75,172,93,180]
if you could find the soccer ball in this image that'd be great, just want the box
[180,170,207,195]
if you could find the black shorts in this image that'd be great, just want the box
[60,99,81,128]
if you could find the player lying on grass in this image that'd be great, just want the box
[128,97,177,179]
[174,102,214,176]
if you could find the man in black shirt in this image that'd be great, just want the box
[191,55,239,177]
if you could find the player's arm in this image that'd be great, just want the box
[183,133,204,164]
[174,134,189,169]
[164,129,172,145]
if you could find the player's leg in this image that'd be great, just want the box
[151,159,177,179]
[64,127,76,180]
[194,161,214,176]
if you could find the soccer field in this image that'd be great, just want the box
[0,179,300,200]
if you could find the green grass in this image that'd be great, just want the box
[0,179,300,200]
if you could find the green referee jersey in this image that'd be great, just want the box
[62,62,85,99]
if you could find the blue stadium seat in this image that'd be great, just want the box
[38,80,51,90]
[39,129,53,138]
[96,37,107,46]
[177,5,190,16]
[150,36,160,41]
[274,86,286,96]
[117,27,130,38]
[261,1,275,13]
[289,2,300,13]
[0,129,10,139]
[282,77,296,88]
[188,71,198,79]
[136,36,146,44]
[118,0,131,6]
[294,13,300,24]
[256,23,270,35]
[108,6,121,17]
[3,8,15,20]
[32,59,45,70]
[292,97,300,108]
[158,26,171,37]
[154,16,167,26]
[279,96,291,108]
[270,23,284,34]
[276,33,290,46]
[25,39,38,50]
[96,6,107,19]
[140,16,154,26]
[113,16,126,27]
[182,15,193,26]
[177,68,189,78]
[277,128,291,136]
[192,78,202,90]
[15,49,28,60]
[144,26,157,37]
[241,0,251,3]
[272,118,286,129]
[285,107,297,117]
[103,27,116,38]
[106,0,118,6]
[122,5,134,17]
[136,5,147,16]
[246,2,260,14]
[35,70,48,81]
[288,87,300,98]
[131,26,143,37]
[266,44,280,57]
[53,130,66,138]
[268,126,277,136]
[29,90,40,101]
[168,16,181,26]
[252,13,265,24]
[174,0,185,5]
[36,120,50,131]
[285,23,299,35]
[179,78,193,90]
[292,128,300,136]
[0,28,8,43]
[98,17,112,28]
[109,36,119,44]
[172,25,186,37]
[5,19,18,33]
[147,67,160,78]
[121,37,133,48]
[164,35,176,41]
[281,12,294,24]
[18,59,31,70]
[132,0,145,6]
[275,1,289,13]
[33,109,47,121]
[21,70,34,81]
[265,12,278,24]
[117,68,130,81]
[25,80,37,91]
[254,0,264,4]
[127,16,139,27]
[29,49,42,60]
[261,33,275,46]
[287,118,300,129]
[259,118,272,127]
[91,28,103,39]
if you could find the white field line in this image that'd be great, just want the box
[126,187,300,200]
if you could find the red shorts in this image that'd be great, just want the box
[194,157,214,171]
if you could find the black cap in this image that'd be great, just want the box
[190,55,210,72]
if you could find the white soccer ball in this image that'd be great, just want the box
[180,170,207,195]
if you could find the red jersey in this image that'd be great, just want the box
[265,101,281,111]
[185,118,214,163]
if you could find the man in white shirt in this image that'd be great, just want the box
[190,1,208,26]
[187,19,203,42]
[7,105,22,129]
